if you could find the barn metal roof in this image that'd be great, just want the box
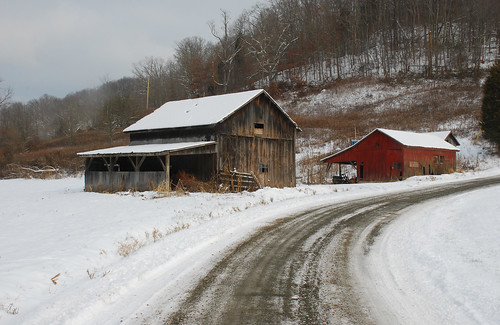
[123,89,298,133]
[378,129,459,150]
[77,141,216,157]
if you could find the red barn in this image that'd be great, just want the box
[321,128,460,182]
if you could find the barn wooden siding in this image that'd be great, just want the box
[84,171,165,192]
[129,126,216,145]
[83,155,168,192]
[217,94,297,188]
[126,93,297,188]
[402,148,456,177]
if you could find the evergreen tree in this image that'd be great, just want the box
[481,61,500,152]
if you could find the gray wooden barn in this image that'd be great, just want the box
[78,89,300,192]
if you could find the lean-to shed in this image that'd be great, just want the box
[78,89,300,192]
[321,128,460,182]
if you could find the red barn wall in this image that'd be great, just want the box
[354,131,404,181]
[328,131,404,181]
[403,148,456,178]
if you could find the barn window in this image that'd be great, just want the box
[392,162,402,169]
[433,156,439,164]
[254,123,264,135]
[440,155,445,163]
[258,163,269,173]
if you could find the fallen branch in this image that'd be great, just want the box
[20,166,59,173]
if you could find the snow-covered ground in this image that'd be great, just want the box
[1,163,499,324]
[357,183,500,325]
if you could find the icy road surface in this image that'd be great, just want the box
[162,176,500,324]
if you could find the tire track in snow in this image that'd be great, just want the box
[163,176,500,324]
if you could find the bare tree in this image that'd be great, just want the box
[132,57,171,108]
[243,5,298,86]
[174,37,214,97]
[0,79,13,109]
[209,10,243,93]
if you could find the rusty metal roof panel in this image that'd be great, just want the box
[77,141,216,157]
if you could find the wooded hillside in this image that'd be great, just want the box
[0,0,498,178]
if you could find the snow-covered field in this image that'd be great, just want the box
[357,183,500,324]
[1,163,499,324]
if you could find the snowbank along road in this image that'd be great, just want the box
[164,176,500,324]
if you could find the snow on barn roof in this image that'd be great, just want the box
[124,89,297,133]
[321,128,459,162]
[427,131,452,139]
[378,129,459,151]
[77,141,215,157]
[427,130,460,146]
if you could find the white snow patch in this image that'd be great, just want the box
[359,184,500,324]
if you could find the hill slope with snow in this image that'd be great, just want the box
[280,76,493,184]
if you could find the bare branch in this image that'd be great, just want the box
[0,79,13,109]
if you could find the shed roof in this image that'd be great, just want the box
[427,130,460,146]
[77,141,215,157]
[321,128,459,162]
[124,89,298,133]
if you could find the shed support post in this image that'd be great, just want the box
[165,154,170,190]
[85,158,94,172]
[157,155,166,171]
[127,156,146,172]
[102,157,116,172]
[102,157,109,171]
[136,156,146,172]
[110,157,118,171]
[128,156,136,171]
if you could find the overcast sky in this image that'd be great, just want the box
[0,0,262,103]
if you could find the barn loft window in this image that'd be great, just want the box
[254,123,264,135]
[258,163,269,173]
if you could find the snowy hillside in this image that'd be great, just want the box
[279,76,492,184]
[1,162,499,324]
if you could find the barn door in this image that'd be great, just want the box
[391,162,402,180]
